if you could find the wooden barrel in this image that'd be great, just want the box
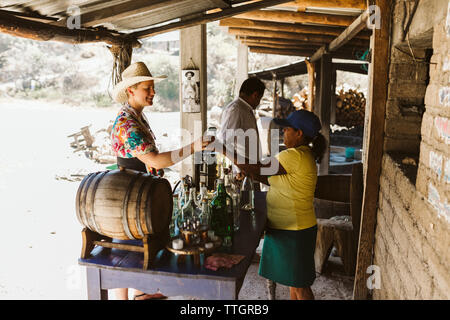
[75,169,173,240]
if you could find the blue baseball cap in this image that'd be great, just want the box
[273,109,322,138]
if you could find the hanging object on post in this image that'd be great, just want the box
[181,69,201,113]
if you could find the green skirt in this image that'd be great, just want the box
[258,225,317,288]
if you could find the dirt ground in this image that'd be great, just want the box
[0,97,353,300]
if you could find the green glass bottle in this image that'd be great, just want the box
[209,179,233,247]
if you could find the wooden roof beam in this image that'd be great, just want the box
[229,27,369,47]
[249,45,358,60]
[250,46,315,57]
[0,10,140,47]
[236,9,356,27]
[243,40,322,50]
[130,0,294,39]
[310,9,369,62]
[219,17,371,39]
[237,36,332,47]
[236,35,367,49]
[292,0,367,10]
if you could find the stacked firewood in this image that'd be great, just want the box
[292,88,309,109]
[335,89,366,128]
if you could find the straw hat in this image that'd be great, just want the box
[112,61,167,104]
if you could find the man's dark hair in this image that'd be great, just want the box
[239,77,265,96]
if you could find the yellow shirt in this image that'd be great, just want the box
[266,145,317,230]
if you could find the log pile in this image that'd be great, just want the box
[335,89,366,128]
[292,88,309,109]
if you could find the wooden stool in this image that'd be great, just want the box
[314,217,357,275]
[313,163,363,276]
[81,227,168,270]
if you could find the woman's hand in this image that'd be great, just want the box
[192,135,215,153]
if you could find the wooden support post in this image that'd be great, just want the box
[235,42,248,97]
[353,0,391,300]
[272,75,277,118]
[305,59,315,112]
[314,61,321,112]
[331,66,337,124]
[180,24,207,178]
[317,54,332,175]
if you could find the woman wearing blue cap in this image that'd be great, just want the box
[221,109,326,300]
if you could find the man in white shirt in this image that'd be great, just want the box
[218,77,265,181]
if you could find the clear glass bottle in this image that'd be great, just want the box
[240,176,254,212]
[177,187,194,231]
[170,194,180,238]
[209,179,233,247]
[200,197,210,227]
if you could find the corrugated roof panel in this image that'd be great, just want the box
[108,0,224,32]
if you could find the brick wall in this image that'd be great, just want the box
[372,4,450,300]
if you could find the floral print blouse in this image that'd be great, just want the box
[111,104,158,159]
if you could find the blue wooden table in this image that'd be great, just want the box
[78,191,267,300]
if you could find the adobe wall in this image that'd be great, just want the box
[372,1,449,299]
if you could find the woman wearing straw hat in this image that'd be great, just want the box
[110,61,213,300]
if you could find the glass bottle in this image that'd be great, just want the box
[240,176,254,212]
[170,194,180,238]
[209,179,233,247]
[232,193,240,231]
[176,186,194,231]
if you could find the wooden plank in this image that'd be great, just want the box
[235,41,248,97]
[180,24,207,177]
[248,59,308,80]
[242,40,322,50]
[100,268,237,299]
[86,267,108,300]
[237,36,334,47]
[0,10,140,47]
[131,0,293,39]
[306,59,315,111]
[328,10,369,52]
[249,46,357,60]
[331,65,337,124]
[236,9,356,26]
[317,54,332,175]
[272,76,277,118]
[220,17,371,39]
[230,27,368,46]
[209,0,232,8]
[249,60,367,80]
[310,9,369,62]
[293,0,367,9]
[353,0,391,300]
[334,62,368,75]
[249,46,316,57]
[93,241,145,253]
